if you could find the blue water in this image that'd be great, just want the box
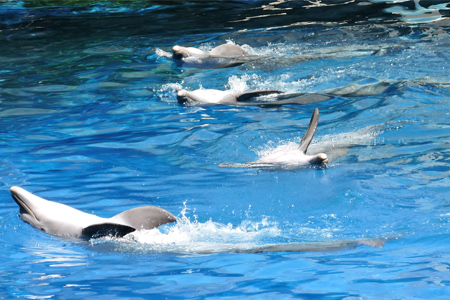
[1,0,450,298]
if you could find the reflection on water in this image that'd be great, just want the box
[2,0,450,299]
[384,1,449,23]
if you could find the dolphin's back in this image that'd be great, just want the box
[209,44,248,57]
[81,206,177,239]
[110,206,177,231]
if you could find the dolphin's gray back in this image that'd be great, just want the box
[209,44,248,57]
[237,237,388,253]
[110,206,177,231]
[299,108,319,154]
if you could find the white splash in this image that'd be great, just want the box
[154,82,184,103]
[92,204,282,254]
[226,74,253,93]
[87,202,387,254]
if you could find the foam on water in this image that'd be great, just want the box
[88,208,364,255]
[226,74,257,93]
[90,204,285,254]
[154,82,184,104]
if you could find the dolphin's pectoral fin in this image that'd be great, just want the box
[82,223,136,239]
[110,206,177,231]
[236,90,284,102]
[299,108,319,154]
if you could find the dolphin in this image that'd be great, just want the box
[10,186,176,240]
[96,235,392,254]
[176,88,332,107]
[172,43,248,60]
[176,88,283,106]
[157,43,262,68]
[324,79,393,97]
[220,108,328,169]
[188,237,390,254]
[175,79,393,107]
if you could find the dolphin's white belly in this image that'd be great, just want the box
[257,149,313,165]
[189,89,236,104]
[24,198,108,237]
[41,208,106,237]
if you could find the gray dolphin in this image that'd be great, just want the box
[188,237,389,254]
[176,88,283,106]
[157,43,262,68]
[220,108,328,169]
[10,186,176,240]
[176,88,332,107]
[176,79,393,107]
[96,236,392,254]
[172,44,248,60]
[324,79,392,97]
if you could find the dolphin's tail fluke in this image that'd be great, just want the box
[299,108,319,154]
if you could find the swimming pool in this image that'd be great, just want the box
[1,1,450,298]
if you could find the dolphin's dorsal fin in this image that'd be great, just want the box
[236,90,284,102]
[110,206,177,231]
[299,108,320,154]
[82,223,136,239]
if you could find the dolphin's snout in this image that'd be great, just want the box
[10,186,22,194]
[10,186,24,203]
[172,45,184,60]
[317,153,328,164]
[10,186,39,222]
[176,90,190,104]
[309,153,328,165]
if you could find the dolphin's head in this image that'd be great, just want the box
[309,153,328,165]
[10,186,45,230]
[172,45,208,61]
[10,186,96,238]
[172,45,204,60]
[176,89,192,104]
[172,46,186,60]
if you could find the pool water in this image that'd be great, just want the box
[1,1,450,299]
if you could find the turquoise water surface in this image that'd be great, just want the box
[1,1,450,299]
